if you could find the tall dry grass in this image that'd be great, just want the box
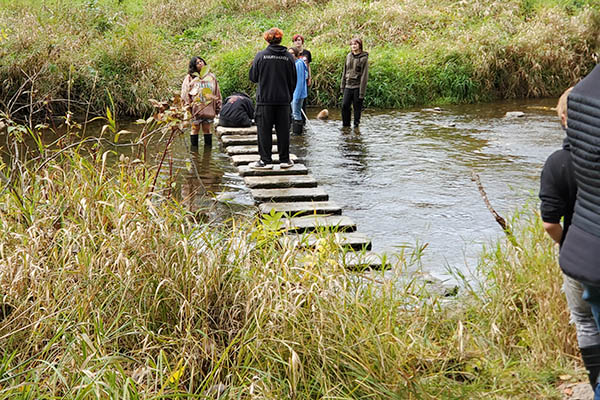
[0,119,584,398]
[3,0,600,122]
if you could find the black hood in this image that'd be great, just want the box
[232,92,250,99]
[266,44,289,55]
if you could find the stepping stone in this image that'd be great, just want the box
[283,215,356,233]
[231,153,298,166]
[226,145,278,156]
[251,187,328,203]
[238,163,308,177]
[216,126,277,137]
[259,201,342,216]
[283,231,372,251]
[221,134,277,147]
[216,125,257,137]
[341,251,393,270]
[244,175,317,189]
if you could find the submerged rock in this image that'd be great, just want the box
[317,109,329,119]
[505,111,525,118]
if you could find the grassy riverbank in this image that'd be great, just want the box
[1,0,599,121]
[0,123,585,398]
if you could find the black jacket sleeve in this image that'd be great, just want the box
[249,53,260,84]
[288,56,297,97]
[242,97,254,120]
[539,151,568,223]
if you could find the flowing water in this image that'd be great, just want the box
[146,98,561,281]
[7,98,563,281]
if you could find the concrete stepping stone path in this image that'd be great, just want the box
[251,187,329,203]
[244,175,317,189]
[230,153,299,166]
[215,124,383,269]
[283,231,372,251]
[258,201,342,216]
[221,134,277,147]
[238,163,308,177]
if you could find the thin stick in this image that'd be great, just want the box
[301,108,314,132]
[471,170,520,248]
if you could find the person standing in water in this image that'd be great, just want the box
[292,34,312,124]
[180,56,222,147]
[249,27,296,170]
[288,47,308,135]
[340,37,368,128]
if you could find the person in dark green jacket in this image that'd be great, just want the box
[341,37,368,128]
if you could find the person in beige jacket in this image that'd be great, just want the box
[181,56,222,147]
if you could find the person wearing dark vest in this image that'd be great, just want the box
[560,65,600,399]
[218,92,254,128]
[340,37,368,128]
[249,27,296,170]
[540,87,600,392]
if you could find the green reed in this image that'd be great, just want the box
[0,118,585,398]
[1,0,599,122]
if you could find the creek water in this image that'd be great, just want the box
[140,97,561,281]
[9,98,562,281]
[288,99,560,280]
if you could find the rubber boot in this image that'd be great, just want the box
[203,134,212,146]
[581,345,600,390]
[190,134,199,148]
[292,119,303,135]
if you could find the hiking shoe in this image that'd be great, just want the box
[280,160,294,169]
[250,160,272,170]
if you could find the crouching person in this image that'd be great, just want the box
[218,92,255,128]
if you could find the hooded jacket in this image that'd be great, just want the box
[249,44,296,106]
[559,64,600,285]
[539,138,577,247]
[218,92,254,127]
[341,51,369,99]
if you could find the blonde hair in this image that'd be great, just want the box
[557,87,573,127]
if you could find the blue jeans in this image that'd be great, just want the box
[291,98,304,121]
[583,285,600,332]
[564,275,600,348]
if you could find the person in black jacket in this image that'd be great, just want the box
[218,92,254,127]
[249,27,297,170]
[540,87,600,391]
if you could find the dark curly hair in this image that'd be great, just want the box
[188,56,207,76]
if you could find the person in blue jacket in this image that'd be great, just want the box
[288,46,308,135]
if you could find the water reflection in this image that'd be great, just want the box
[181,146,224,214]
[338,126,369,177]
[291,98,560,280]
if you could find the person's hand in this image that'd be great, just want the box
[307,77,312,86]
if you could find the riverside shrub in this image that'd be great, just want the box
[1,0,600,121]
